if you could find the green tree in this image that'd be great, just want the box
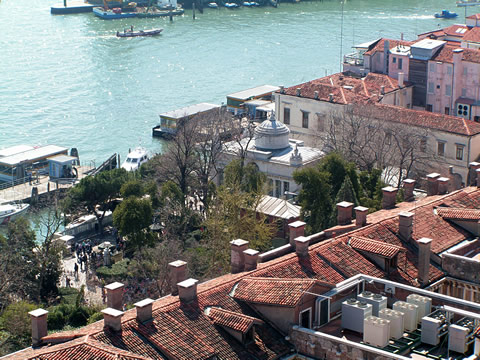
[120,179,144,198]
[224,159,266,193]
[113,197,153,252]
[0,301,36,355]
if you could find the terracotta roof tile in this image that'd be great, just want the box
[364,38,414,56]
[206,307,263,333]
[463,27,480,43]
[348,236,403,258]
[435,207,480,220]
[232,277,316,307]
[467,13,480,20]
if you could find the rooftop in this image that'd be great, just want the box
[0,145,68,167]
[257,195,301,220]
[227,85,280,101]
[159,103,220,120]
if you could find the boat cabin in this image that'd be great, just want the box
[48,155,78,180]
[226,85,280,115]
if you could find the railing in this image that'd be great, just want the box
[343,53,364,66]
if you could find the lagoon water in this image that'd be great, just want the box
[0,0,466,163]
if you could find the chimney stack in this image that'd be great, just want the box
[296,88,301,96]
[105,282,124,311]
[437,177,450,195]
[29,309,48,347]
[354,206,369,227]
[398,211,414,242]
[134,298,154,323]
[382,186,398,209]
[288,220,306,247]
[403,179,416,201]
[477,168,480,188]
[101,308,124,332]
[417,238,432,286]
[453,48,464,66]
[426,173,440,196]
[294,236,310,257]
[337,201,354,225]
[398,72,404,88]
[314,91,319,100]
[230,239,249,273]
[280,85,285,94]
[177,278,198,303]
[243,249,259,271]
[380,85,385,95]
[329,93,334,102]
[168,260,187,296]
[469,162,480,186]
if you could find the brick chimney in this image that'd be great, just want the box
[296,88,301,96]
[382,186,398,209]
[354,206,369,227]
[243,249,259,271]
[398,72,404,88]
[288,220,306,247]
[134,298,154,323]
[314,91,319,100]
[398,211,414,242]
[230,239,249,273]
[177,278,198,303]
[168,260,187,296]
[469,162,480,185]
[294,236,310,257]
[403,179,416,201]
[29,309,48,347]
[105,282,124,311]
[417,238,432,286]
[437,177,449,195]
[426,173,440,196]
[337,201,354,225]
[101,308,124,332]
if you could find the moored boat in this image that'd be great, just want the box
[121,147,149,171]
[207,2,218,8]
[0,203,30,225]
[93,6,137,18]
[456,0,480,6]
[135,6,184,17]
[224,2,239,8]
[116,27,163,37]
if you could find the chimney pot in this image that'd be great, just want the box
[402,178,416,201]
[437,177,449,195]
[168,260,187,295]
[329,93,334,102]
[382,186,398,209]
[314,91,319,100]
[29,308,48,347]
[398,72,404,88]
[280,85,285,94]
[105,282,124,311]
[426,173,440,195]
[288,220,306,247]
[101,308,124,332]
[134,298,154,323]
[380,85,385,95]
[294,236,310,257]
[230,239,249,273]
[417,238,432,286]
[354,206,369,227]
[243,249,259,271]
[177,278,198,303]
[296,88,301,96]
[398,211,414,242]
[337,201,354,225]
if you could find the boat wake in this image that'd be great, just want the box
[365,14,433,20]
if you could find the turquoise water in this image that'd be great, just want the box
[0,0,467,162]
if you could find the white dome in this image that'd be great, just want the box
[254,115,290,150]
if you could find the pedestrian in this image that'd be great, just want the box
[66,276,70,287]
[74,262,79,278]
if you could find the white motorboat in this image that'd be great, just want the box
[0,203,30,225]
[121,147,149,171]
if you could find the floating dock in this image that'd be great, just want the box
[51,1,94,14]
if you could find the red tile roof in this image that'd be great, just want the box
[432,44,480,65]
[348,236,403,258]
[463,27,480,43]
[206,307,263,333]
[418,25,469,40]
[435,207,480,220]
[364,38,414,56]
[232,277,316,307]
[467,13,480,20]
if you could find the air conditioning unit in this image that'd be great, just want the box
[358,292,387,317]
[448,318,476,354]
[457,103,471,119]
[421,310,448,346]
[363,316,391,348]
[342,298,372,333]
[393,301,418,332]
[379,308,405,340]
[406,294,432,324]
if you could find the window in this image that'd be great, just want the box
[445,85,452,97]
[426,104,433,112]
[299,308,312,329]
[428,82,434,94]
[268,179,273,196]
[283,107,290,125]
[445,107,450,115]
[275,180,281,198]
[430,63,435,72]
[283,181,289,197]
[398,58,403,70]
[474,116,480,123]
[302,111,309,128]
[447,65,452,75]
[462,88,467,97]
[456,145,464,160]
[437,141,445,157]
[316,113,325,132]
[393,57,397,63]
[420,138,427,152]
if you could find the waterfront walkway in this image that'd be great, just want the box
[0,165,92,205]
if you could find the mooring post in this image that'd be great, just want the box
[193,2,195,19]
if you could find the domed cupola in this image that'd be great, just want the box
[254,112,290,150]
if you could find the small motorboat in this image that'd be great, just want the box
[224,2,239,8]
[207,2,218,8]
[116,27,163,37]
[434,9,458,18]
[0,203,30,225]
[121,147,149,171]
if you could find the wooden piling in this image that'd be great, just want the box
[192,2,195,19]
